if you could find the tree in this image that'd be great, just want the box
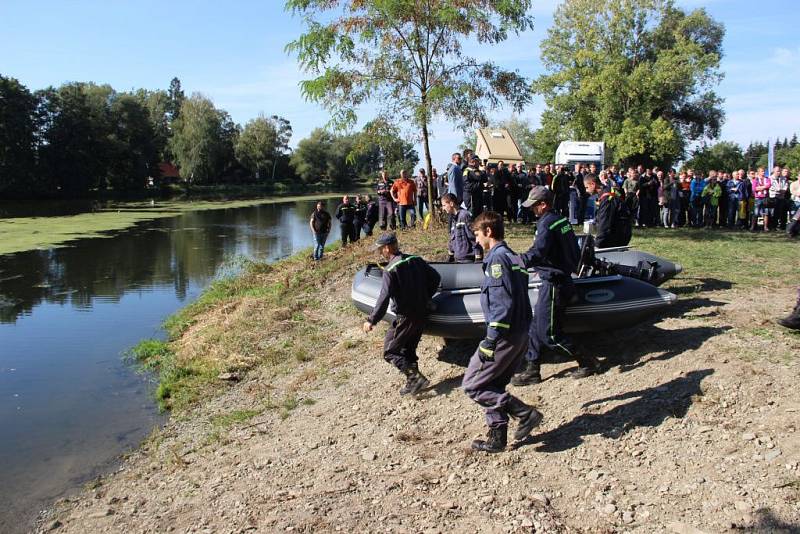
[756,144,800,171]
[533,0,725,167]
[285,0,533,211]
[107,93,159,190]
[291,128,336,185]
[235,115,292,180]
[356,119,418,177]
[134,88,171,161]
[684,141,745,175]
[169,94,236,184]
[167,77,185,122]
[0,76,40,196]
[37,83,114,196]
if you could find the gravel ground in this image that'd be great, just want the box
[36,247,800,534]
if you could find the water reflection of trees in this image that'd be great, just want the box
[0,201,325,323]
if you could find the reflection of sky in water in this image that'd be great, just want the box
[0,199,338,533]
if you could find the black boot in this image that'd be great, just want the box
[508,398,544,441]
[510,360,541,386]
[777,306,800,331]
[471,425,507,453]
[571,354,601,379]
[399,365,430,396]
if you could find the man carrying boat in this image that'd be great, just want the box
[512,186,601,386]
[462,211,543,453]
[362,233,441,396]
[441,193,482,263]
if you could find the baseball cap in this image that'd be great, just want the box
[373,232,398,249]
[521,185,553,208]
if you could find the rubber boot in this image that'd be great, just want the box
[399,365,430,396]
[510,360,541,387]
[777,305,800,331]
[571,354,601,379]
[508,397,544,441]
[471,425,507,453]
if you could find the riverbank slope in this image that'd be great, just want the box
[38,227,800,533]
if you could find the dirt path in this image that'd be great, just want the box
[37,243,800,533]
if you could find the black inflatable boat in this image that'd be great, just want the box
[351,261,677,339]
[574,235,682,286]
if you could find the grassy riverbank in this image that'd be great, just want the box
[134,225,799,413]
[0,193,346,256]
[43,223,800,533]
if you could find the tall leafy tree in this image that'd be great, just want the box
[37,83,114,196]
[108,93,159,190]
[534,0,725,167]
[285,0,534,207]
[235,115,292,180]
[167,77,185,122]
[169,95,236,184]
[291,128,334,185]
[134,88,171,161]
[0,76,40,196]
[356,119,418,178]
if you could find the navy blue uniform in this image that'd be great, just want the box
[368,254,441,373]
[595,190,632,249]
[521,211,580,364]
[448,208,482,262]
[463,167,485,216]
[462,242,533,429]
[335,202,357,245]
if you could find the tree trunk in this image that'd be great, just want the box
[421,118,435,223]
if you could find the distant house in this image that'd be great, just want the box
[158,163,181,184]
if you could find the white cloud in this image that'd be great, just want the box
[770,47,800,66]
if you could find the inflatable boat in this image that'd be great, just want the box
[575,236,682,286]
[351,261,677,339]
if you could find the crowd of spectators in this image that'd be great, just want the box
[435,149,800,234]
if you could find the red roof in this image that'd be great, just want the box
[159,162,181,178]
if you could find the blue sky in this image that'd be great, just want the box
[1,0,798,167]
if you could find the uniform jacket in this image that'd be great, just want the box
[595,190,631,248]
[448,208,481,261]
[368,254,441,325]
[335,203,356,224]
[365,201,379,224]
[463,166,484,195]
[354,200,367,222]
[481,241,532,341]
[520,211,580,281]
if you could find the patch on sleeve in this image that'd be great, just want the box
[490,263,502,279]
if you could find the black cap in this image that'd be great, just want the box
[522,185,553,207]
[373,232,397,249]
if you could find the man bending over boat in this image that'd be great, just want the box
[512,186,601,386]
[463,211,543,453]
[362,233,441,396]
[441,193,483,263]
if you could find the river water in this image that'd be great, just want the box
[0,198,340,532]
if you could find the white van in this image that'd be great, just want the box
[555,141,605,169]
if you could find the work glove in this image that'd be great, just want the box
[478,338,497,362]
